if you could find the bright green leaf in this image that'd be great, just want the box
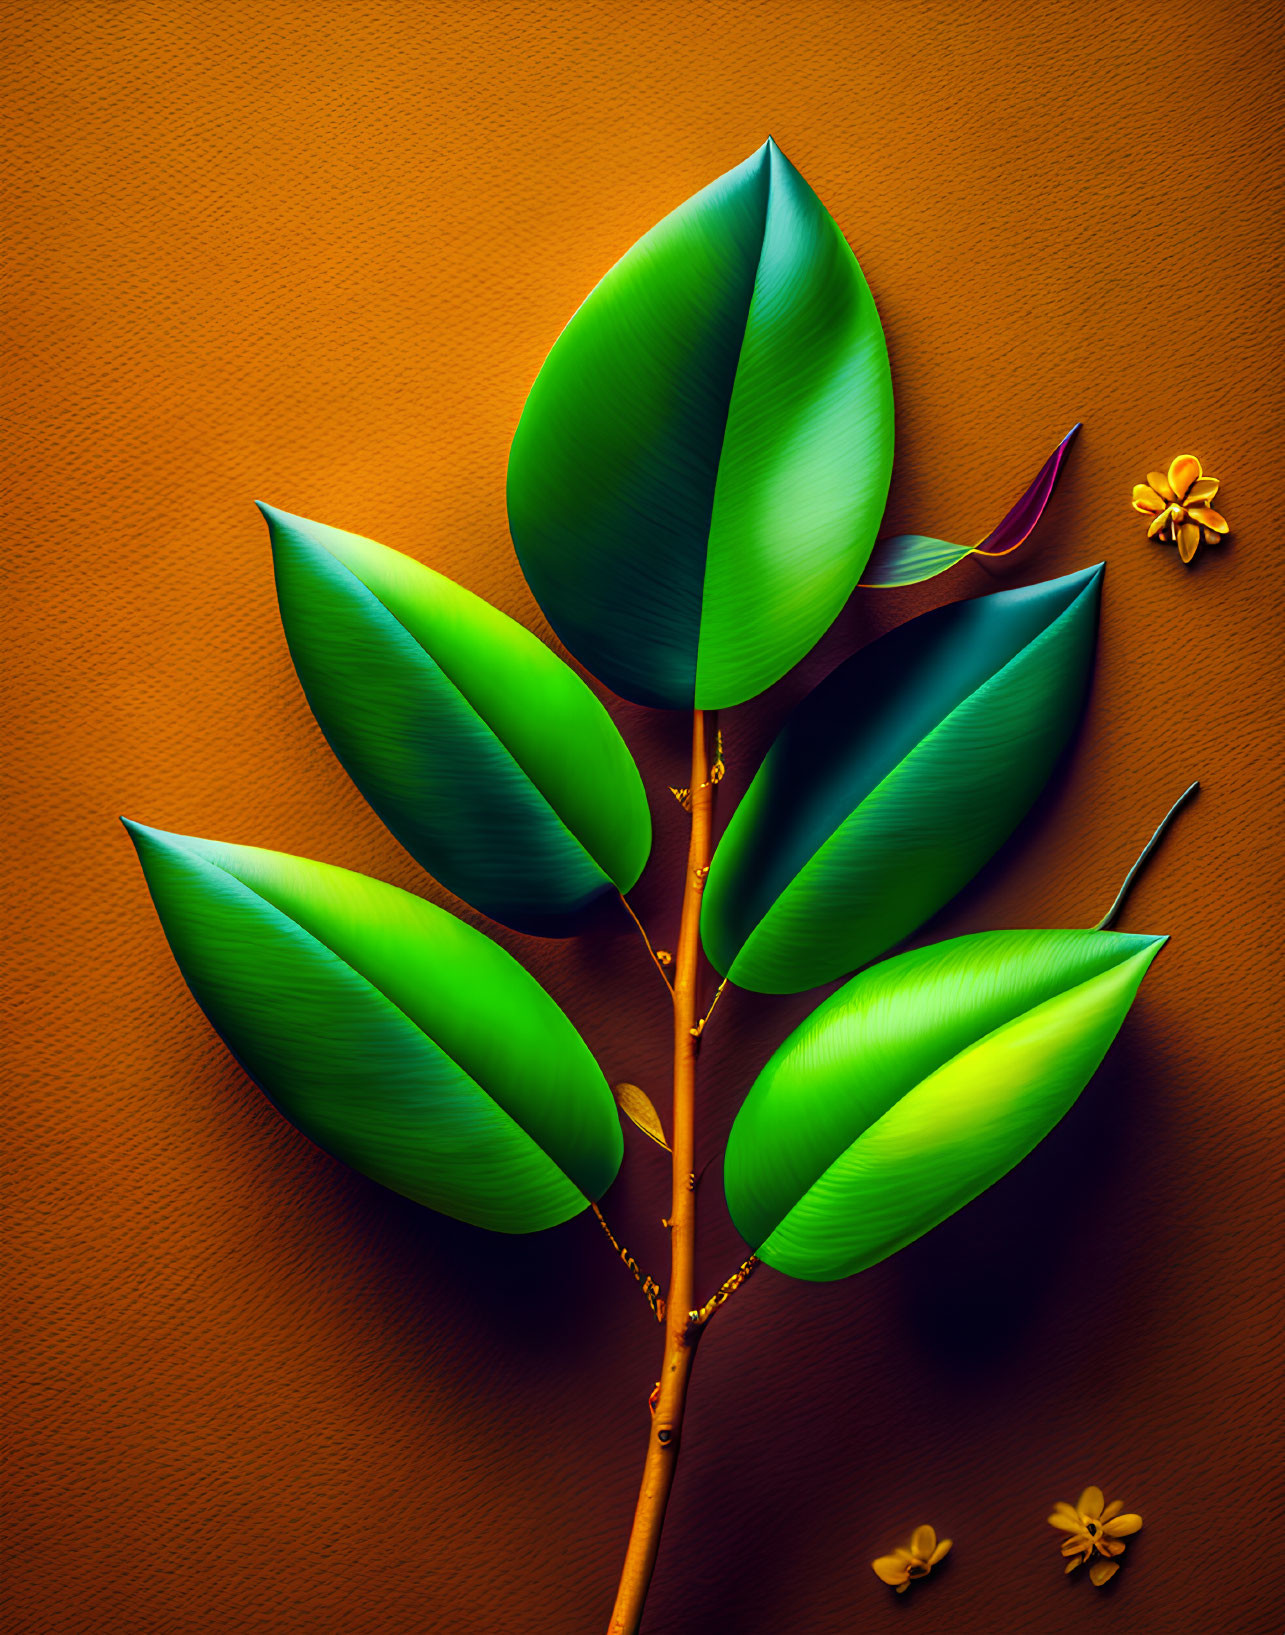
[702,565,1103,993]
[124,821,623,1233]
[724,928,1165,1280]
[507,138,893,710]
[261,505,651,938]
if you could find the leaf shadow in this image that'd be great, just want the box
[891,1021,1164,1376]
[314,1162,611,1388]
[652,1015,1170,1635]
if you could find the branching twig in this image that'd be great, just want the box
[591,1202,666,1322]
[1094,781,1199,931]
[690,977,728,1039]
[618,892,674,991]
[690,1255,760,1329]
[668,729,725,812]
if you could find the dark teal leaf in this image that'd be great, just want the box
[702,566,1103,993]
[262,505,651,937]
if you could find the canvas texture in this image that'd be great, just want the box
[5,2,1283,1631]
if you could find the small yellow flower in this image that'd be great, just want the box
[871,1523,952,1593]
[1132,454,1228,563]
[1048,1486,1143,1587]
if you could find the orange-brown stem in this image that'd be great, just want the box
[606,710,713,1635]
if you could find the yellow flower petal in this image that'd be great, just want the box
[1065,1556,1083,1574]
[896,1580,910,1593]
[1103,1513,1143,1537]
[1168,454,1202,501]
[911,1525,936,1559]
[1188,507,1228,533]
[1132,485,1167,514]
[1089,1559,1120,1587]
[1201,526,1221,545]
[1077,1486,1105,1519]
[929,1537,953,1565]
[1100,1499,1124,1523]
[1147,471,1176,502]
[1048,1513,1082,1532]
[1062,1536,1090,1555]
[1178,523,1201,562]
[1185,476,1219,502]
[1147,505,1177,538]
[872,1555,909,1585]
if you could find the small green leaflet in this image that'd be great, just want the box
[859,425,1080,589]
[124,821,623,1233]
[859,534,973,589]
[701,565,1103,993]
[262,505,651,937]
[507,139,894,710]
[723,928,1165,1280]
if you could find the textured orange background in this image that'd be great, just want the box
[6,3,1284,1631]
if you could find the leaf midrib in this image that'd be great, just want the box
[754,943,1141,1247]
[692,139,776,691]
[300,540,613,891]
[180,837,583,1197]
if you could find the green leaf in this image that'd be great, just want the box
[506,138,894,710]
[261,505,651,938]
[702,565,1103,993]
[724,928,1165,1280]
[123,821,623,1233]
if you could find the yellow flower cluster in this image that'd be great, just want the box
[1048,1485,1143,1587]
[871,1524,952,1593]
[870,1487,1144,1595]
[1132,455,1227,562]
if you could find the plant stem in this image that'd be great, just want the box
[1094,781,1199,930]
[606,710,713,1635]
[618,892,674,991]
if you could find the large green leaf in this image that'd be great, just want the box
[702,565,1103,993]
[261,505,651,938]
[123,821,623,1232]
[506,138,894,710]
[724,928,1164,1280]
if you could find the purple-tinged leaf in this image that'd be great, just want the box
[973,421,1081,556]
[861,424,1080,588]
